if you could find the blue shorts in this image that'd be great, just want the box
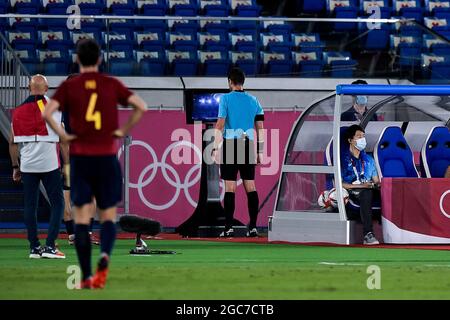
[70,155,122,210]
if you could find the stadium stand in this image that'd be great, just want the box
[0,0,449,80]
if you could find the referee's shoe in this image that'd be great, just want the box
[219,228,234,238]
[246,228,258,237]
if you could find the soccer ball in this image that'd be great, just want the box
[318,188,349,209]
[317,190,332,209]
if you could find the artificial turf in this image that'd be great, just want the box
[1,238,450,300]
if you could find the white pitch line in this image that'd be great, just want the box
[319,262,365,266]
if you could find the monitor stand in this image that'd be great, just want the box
[176,123,244,237]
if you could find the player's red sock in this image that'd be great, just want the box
[75,224,92,280]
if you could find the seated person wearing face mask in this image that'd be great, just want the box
[341,125,380,245]
[341,80,378,122]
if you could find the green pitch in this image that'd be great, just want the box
[1,238,450,299]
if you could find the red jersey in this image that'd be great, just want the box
[52,72,133,156]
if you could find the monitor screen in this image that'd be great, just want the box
[185,89,229,124]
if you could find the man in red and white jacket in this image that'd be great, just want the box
[9,74,65,259]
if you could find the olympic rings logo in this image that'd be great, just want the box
[440,190,450,219]
[118,140,241,211]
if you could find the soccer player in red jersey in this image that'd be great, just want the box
[43,39,147,289]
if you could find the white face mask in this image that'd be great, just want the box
[355,137,367,151]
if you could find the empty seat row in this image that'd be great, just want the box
[0,0,261,16]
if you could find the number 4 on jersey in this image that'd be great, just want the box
[85,93,101,130]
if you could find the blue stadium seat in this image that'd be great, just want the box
[170,0,198,16]
[39,29,73,51]
[422,54,450,81]
[427,118,450,165]
[330,59,358,77]
[424,17,450,34]
[43,0,73,14]
[231,0,261,16]
[108,0,136,15]
[230,51,259,76]
[78,18,104,40]
[168,31,198,52]
[13,0,41,14]
[136,50,166,76]
[374,126,419,178]
[107,50,134,76]
[199,32,230,51]
[261,33,291,54]
[324,51,357,77]
[0,0,7,14]
[11,49,40,74]
[420,126,450,178]
[10,17,38,34]
[431,43,450,55]
[199,50,230,76]
[137,0,167,15]
[391,34,422,68]
[327,1,359,32]
[171,20,199,35]
[201,0,229,16]
[39,49,70,75]
[76,0,105,15]
[393,0,423,22]
[136,31,165,51]
[261,51,293,76]
[359,23,391,50]
[291,33,324,51]
[71,31,101,47]
[397,22,423,39]
[263,19,293,37]
[360,0,391,18]
[431,63,450,81]
[203,20,230,38]
[293,51,324,77]
[300,0,326,13]
[167,50,198,76]
[104,32,135,52]
[230,32,258,52]
[7,30,37,51]
[109,18,136,39]
[399,43,422,68]
[425,0,450,18]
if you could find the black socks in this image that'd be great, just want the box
[247,191,259,230]
[224,192,235,230]
[64,219,74,236]
[100,221,116,256]
[75,224,91,281]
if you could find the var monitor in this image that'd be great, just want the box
[185,89,229,124]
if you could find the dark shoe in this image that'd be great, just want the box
[219,228,234,238]
[363,232,379,245]
[246,228,258,237]
[29,246,43,259]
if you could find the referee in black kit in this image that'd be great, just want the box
[212,68,265,237]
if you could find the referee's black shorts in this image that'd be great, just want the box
[70,155,122,210]
[220,138,256,181]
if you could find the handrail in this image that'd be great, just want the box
[0,13,405,23]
